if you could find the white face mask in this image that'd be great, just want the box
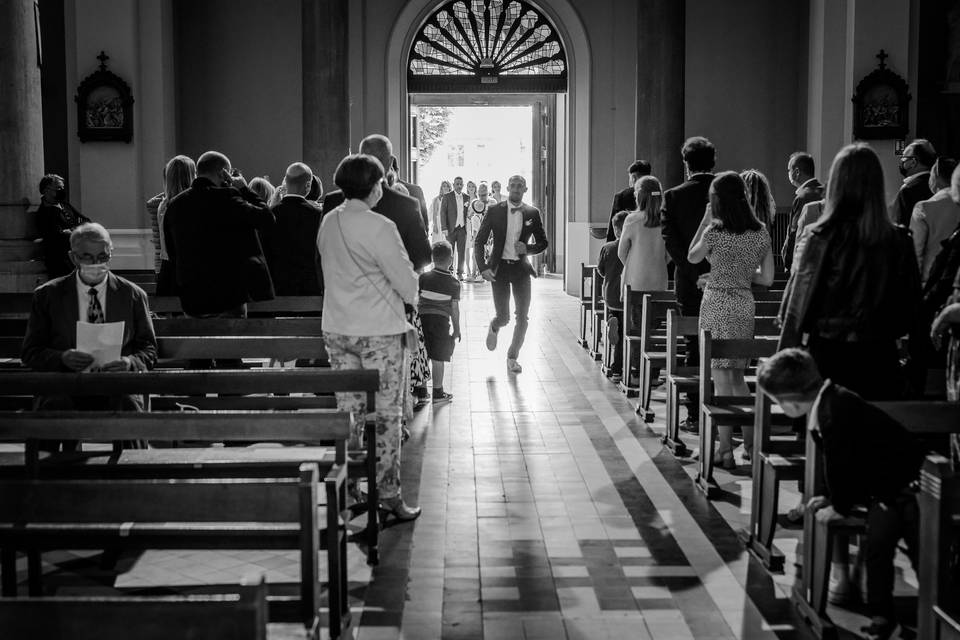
[78,263,109,284]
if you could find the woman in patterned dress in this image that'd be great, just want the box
[688,171,774,468]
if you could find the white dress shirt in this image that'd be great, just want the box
[501,203,525,261]
[318,199,419,336]
[454,191,465,227]
[76,272,108,322]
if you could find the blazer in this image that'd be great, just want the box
[910,188,960,284]
[398,179,430,231]
[606,185,637,241]
[661,174,712,308]
[37,202,90,278]
[440,190,470,234]
[262,195,324,295]
[473,201,548,277]
[163,177,275,316]
[890,172,932,227]
[21,271,157,372]
[781,178,824,269]
[323,184,431,271]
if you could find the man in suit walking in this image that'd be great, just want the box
[21,223,157,417]
[661,137,715,428]
[440,176,470,279]
[606,159,651,241]
[781,151,824,271]
[322,135,432,271]
[475,175,548,373]
[163,151,275,318]
[263,162,323,295]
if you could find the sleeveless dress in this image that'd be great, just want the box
[698,226,771,369]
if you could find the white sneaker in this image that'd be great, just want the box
[507,358,522,374]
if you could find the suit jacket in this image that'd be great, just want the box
[890,172,932,227]
[661,174,713,307]
[163,177,275,316]
[21,271,157,372]
[440,190,470,234]
[781,178,824,270]
[37,202,90,278]
[262,195,323,295]
[399,179,429,231]
[473,201,548,277]
[606,185,637,241]
[322,184,432,270]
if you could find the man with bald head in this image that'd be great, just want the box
[261,162,324,295]
[163,150,275,317]
[322,134,431,270]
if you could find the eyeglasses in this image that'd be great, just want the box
[72,252,111,265]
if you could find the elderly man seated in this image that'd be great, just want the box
[21,223,157,433]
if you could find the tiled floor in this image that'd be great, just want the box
[16,276,917,639]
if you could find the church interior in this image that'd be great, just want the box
[1,1,960,639]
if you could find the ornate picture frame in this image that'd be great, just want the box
[74,51,134,143]
[852,50,911,141]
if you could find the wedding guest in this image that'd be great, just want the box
[392,157,429,232]
[306,174,324,204]
[779,143,921,400]
[466,180,478,202]
[619,176,669,295]
[741,169,776,230]
[146,155,195,295]
[598,210,628,379]
[466,182,492,282]
[248,176,276,205]
[37,174,90,279]
[490,180,503,203]
[440,176,470,279]
[910,157,960,284]
[262,163,323,295]
[688,171,774,466]
[607,159,652,241]
[418,241,461,403]
[430,180,452,242]
[782,152,823,271]
[319,153,421,521]
[890,138,937,227]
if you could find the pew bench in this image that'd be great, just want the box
[918,454,960,640]
[0,575,269,640]
[577,263,594,348]
[589,267,604,361]
[618,287,674,399]
[0,410,354,639]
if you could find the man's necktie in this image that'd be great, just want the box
[87,287,104,324]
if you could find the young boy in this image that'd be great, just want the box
[756,348,925,640]
[596,211,628,380]
[419,241,461,402]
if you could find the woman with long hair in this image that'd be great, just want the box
[688,171,774,467]
[779,143,921,400]
[148,155,196,295]
[430,181,452,242]
[618,175,669,293]
[740,169,776,230]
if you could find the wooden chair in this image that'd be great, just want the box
[618,287,673,398]
[589,267,604,361]
[577,263,595,348]
[637,293,677,421]
[0,575,269,640]
[918,453,960,640]
[694,331,782,497]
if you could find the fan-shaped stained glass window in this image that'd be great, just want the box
[408,0,567,93]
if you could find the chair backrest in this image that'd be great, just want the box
[623,287,674,338]
[157,336,328,361]
[666,309,698,376]
[149,296,323,316]
[580,263,594,302]
[591,267,603,311]
[698,331,780,403]
[640,294,676,352]
[0,575,268,640]
[154,317,324,337]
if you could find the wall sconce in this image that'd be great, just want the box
[894,139,906,156]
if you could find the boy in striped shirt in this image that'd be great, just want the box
[419,241,461,402]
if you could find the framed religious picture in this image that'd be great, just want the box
[852,50,911,141]
[75,51,134,143]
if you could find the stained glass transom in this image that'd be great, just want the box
[409,0,566,89]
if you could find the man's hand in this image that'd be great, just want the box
[814,504,842,524]
[514,241,527,256]
[61,349,94,371]
[99,356,133,372]
[806,495,830,512]
[480,269,496,282]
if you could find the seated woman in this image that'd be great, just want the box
[318,153,422,521]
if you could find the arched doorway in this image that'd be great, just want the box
[386,0,591,289]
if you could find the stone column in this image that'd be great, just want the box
[0,0,46,291]
[635,0,685,190]
[302,0,350,181]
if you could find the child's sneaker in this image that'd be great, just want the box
[433,390,453,403]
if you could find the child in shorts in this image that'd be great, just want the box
[419,241,461,402]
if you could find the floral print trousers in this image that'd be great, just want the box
[323,332,406,499]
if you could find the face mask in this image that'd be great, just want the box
[899,158,915,178]
[54,188,66,203]
[78,263,109,283]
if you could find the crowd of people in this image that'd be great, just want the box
[593,135,960,638]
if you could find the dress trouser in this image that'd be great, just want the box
[864,488,919,617]
[490,261,531,360]
[447,226,467,277]
[324,332,406,500]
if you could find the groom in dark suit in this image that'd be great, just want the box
[474,175,548,373]
[440,176,470,279]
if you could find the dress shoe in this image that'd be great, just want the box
[678,417,699,433]
[485,322,498,351]
[379,496,422,522]
[507,358,522,374]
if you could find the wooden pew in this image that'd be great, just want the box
[918,454,960,640]
[618,287,674,399]
[636,293,677,419]
[694,331,784,497]
[577,263,595,349]
[0,575,269,640]
[0,411,353,639]
[0,293,323,319]
[0,369,382,566]
[589,267,604,360]
[793,402,960,640]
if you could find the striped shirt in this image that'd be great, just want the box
[418,268,461,318]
